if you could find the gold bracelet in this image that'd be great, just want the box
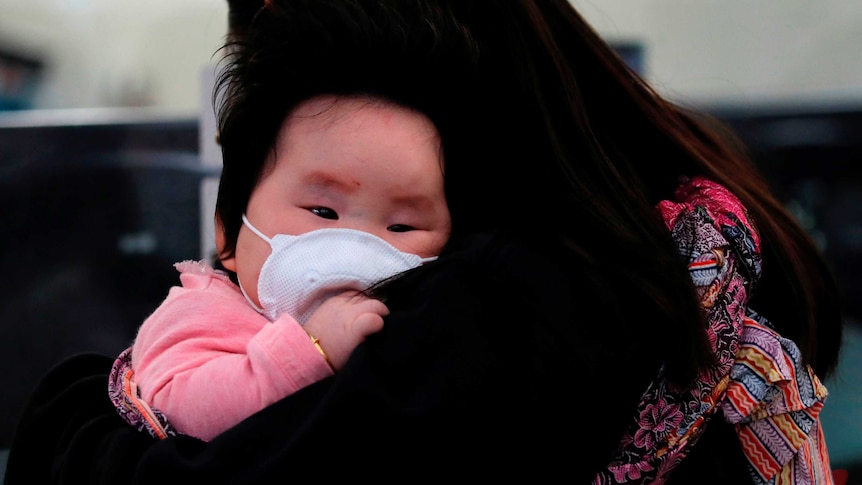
[308,333,335,371]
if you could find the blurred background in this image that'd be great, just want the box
[0,0,860,478]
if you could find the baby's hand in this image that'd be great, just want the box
[302,291,388,371]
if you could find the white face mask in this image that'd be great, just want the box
[240,215,437,323]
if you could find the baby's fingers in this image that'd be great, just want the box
[336,290,390,316]
[352,312,385,337]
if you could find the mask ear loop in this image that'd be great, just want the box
[238,214,273,317]
[238,280,267,315]
[242,214,274,245]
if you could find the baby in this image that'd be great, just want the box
[110,94,451,441]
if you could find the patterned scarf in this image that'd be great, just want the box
[594,176,832,485]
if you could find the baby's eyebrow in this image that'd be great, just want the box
[302,171,358,192]
[389,193,439,212]
[302,170,441,212]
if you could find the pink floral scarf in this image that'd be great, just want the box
[594,176,833,485]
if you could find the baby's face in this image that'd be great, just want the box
[220,95,451,308]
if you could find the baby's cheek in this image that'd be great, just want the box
[385,226,449,258]
[417,231,451,258]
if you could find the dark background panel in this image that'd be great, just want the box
[0,116,211,449]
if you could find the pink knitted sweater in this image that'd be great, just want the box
[130,260,333,441]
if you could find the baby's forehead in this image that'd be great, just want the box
[285,94,393,126]
[273,94,441,163]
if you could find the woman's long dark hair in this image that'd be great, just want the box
[215,0,842,382]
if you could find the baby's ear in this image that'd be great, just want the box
[215,214,237,272]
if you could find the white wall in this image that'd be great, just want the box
[1,0,860,112]
[0,0,228,114]
[573,0,862,108]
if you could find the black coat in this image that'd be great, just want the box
[4,232,751,484]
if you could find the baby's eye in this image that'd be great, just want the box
[387,224,416,233]
[309,207,338,220]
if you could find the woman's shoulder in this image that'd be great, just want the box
[371,230,665,477]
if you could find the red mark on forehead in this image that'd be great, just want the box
[305,171,360,194]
